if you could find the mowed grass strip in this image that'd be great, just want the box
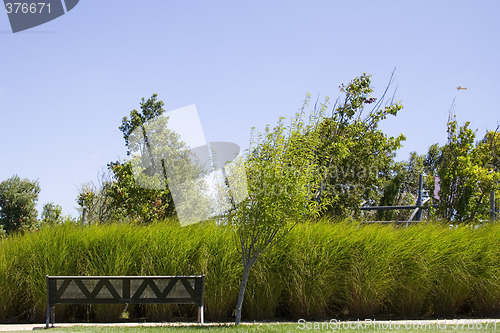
[31,321,500,333]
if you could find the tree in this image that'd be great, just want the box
[41,202,63,226]
[311,73,405,218]
[0,175,40,233]
[228,73,403,323]
[376,167,406,221]
[424,143,442,177]
[77,94,178,223]
[76,171,115,223]
[229,99,331,324]
[437,115,500,222]
[119,94,166,154]
[105,161,177,223]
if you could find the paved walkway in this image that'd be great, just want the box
[0,322,211,331]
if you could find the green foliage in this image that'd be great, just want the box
[229,73,406,323]
[77,162,176,224]
[0,175,40,233]
[375,152,427,221]
[424,143,442,176]
[377,114,500,223]
[0,220,499,323]
[230,89,333,323]
[77,94,177,223]
[40,202,63,226]
[76,176,114,223]
[125,108,209,225]
[106,161,175,223]
[110,94,179,223]
[437,116,500,222]
[0,220,239,322]
[119,94,166,154]
[234,102,329,255]
[377,171,406,220]
[312,73,405,218]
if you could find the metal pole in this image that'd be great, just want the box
[416,174,423,221]
[491,190,496,222]
[360,205,418,211]
[81,206,88,225]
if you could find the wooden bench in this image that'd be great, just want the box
[46,275,205,328]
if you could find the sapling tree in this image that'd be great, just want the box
[228,95,332,324]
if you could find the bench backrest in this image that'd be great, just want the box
[46,275,205,307]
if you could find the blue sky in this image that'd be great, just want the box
[1,0,499,217]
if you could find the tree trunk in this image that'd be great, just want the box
[235,257,256,325]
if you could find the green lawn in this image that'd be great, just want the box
[29,321,500,333]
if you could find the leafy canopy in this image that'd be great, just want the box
[437,116,500,222]
[229,73,404,324]
[312,73,405,218]
[0,175,40,233]
[77,94,177,223]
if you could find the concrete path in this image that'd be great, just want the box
[1,322,209,331]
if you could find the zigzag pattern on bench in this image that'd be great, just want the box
[46,275,205,327]
[52,277,199,303]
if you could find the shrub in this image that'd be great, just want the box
[0,219,498,323]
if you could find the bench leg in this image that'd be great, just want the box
[198,305,204,325]
[45,306,50,328]
[45,306,55,328]
[51,306,55,327]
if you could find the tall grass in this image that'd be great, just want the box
[0,219,499,323]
